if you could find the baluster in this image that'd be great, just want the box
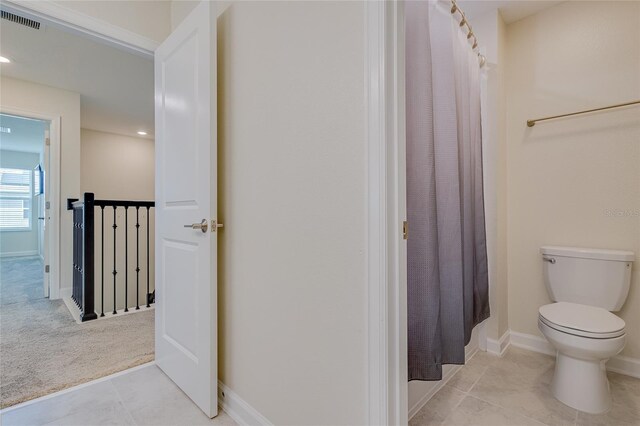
[112,206,117,315]
[72,210,74,303]
[101,206,105,317]
[79,210,82,305]
[146,206,150,307]
[76,210,79,304]
[136,207,140,310]
[72,209,77,305]
[77,210,80,306]
[79,207,83,309]
[81,193,96,321]
[76,209,81,307]
[124,206,129,312]
[74,210,77,305]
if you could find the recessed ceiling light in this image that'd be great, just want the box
[137,131,147,136]
[0,56,11,63]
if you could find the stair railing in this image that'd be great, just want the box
[67,193,155,321]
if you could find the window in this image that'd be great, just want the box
[0,168,32,230]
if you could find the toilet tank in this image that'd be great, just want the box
[541,246,635,311]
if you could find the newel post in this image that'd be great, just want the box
[81,192,98,321]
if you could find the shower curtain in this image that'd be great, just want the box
[406,0,490,381]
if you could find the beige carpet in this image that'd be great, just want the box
[0,256,154,409]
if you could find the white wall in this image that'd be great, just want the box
[170,0,199,31]
[473,10,510,345]
[81,128,155,312]
[506,1,640,358]
[1,77,81,296]
[0,150,41,257]
[81,129,154,200]
[217,2,367,424]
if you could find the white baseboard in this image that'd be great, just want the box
[477,321,488,352]
[408,364,463,420]
[63,295,154,324]
[0,250,39,258]
[408,333,480,420]
[607,355,640,379]
[509,330,555,356]
[503,330,640,379]
[62,296,82,323]
[95,305,155,322]
[486,329,511,357]
[59,287,72,299]
[218,381,272,426]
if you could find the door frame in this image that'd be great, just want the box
[0,106,61,299]
[365,1,408,425]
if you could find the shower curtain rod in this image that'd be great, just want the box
[450,0,487,67]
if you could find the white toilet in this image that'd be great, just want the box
[538,246,634,414]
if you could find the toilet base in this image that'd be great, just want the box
[551,353,611,414]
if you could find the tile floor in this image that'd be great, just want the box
[3,347,638,426]
[0,365,236,426]
[410,347,640,426]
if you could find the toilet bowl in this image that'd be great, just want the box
[538,302,625,414]
[538,246,634,414]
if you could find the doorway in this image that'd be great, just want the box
[0,5,156,407]
[0,1,219,419]
[0,113,48,294]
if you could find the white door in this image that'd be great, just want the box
[154,1,218,418]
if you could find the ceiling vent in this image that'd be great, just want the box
[1,10,41,30]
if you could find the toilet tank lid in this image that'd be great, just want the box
[540,246,635,262]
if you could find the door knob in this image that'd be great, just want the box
[184,219,208,233]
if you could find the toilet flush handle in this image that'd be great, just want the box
[543,256,556,264]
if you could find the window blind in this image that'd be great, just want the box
[0,168,32,229]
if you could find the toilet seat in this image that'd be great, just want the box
[539,302,625,339]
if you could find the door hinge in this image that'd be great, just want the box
[402,220,408,240]
[45,137,50,146]
[45,265,50,273]
[46,201,50,210]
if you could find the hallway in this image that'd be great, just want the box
[0,256,154,408]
